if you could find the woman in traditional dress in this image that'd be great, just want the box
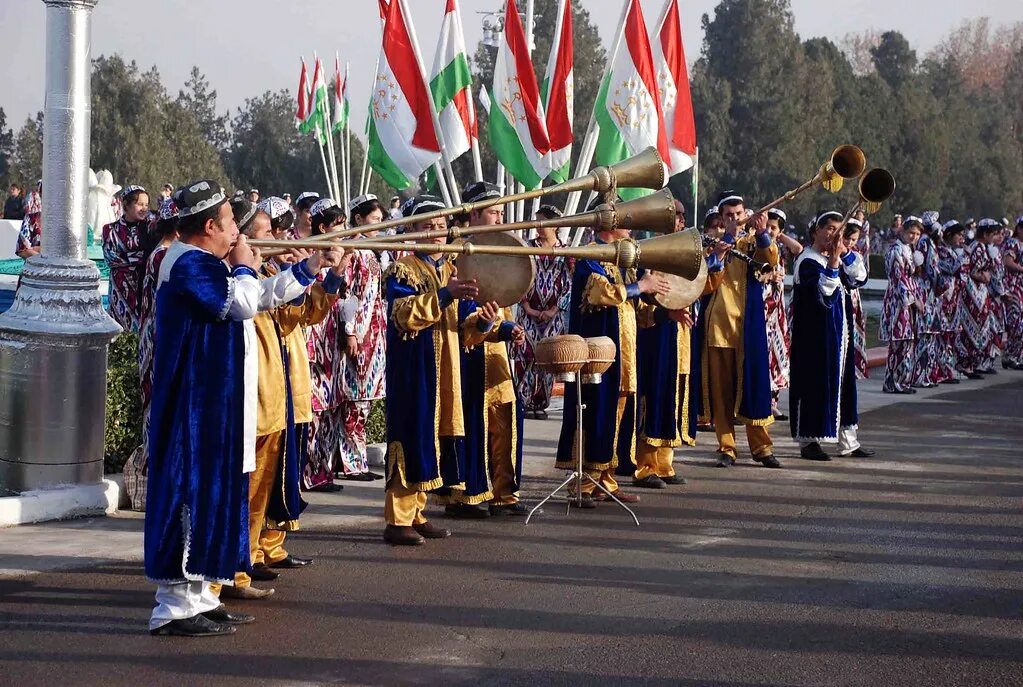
[847,218,871,379]
[291,192,320,239]
[304,199,350,491]
[988,228,1007,364]
[1001,218,1023,370]
[337,195,387,480]
[763,208,791,420]
[103,185,153,333]
[958,220,999,376]
[15,181,42,258]
[911,220,944,388]
[934,221,966,384]
[512,205,573,419]
[880,217,921,393]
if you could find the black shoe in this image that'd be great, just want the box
[660,474,687,485]
[201,604,255,625]
[846,447,876,458]
[716,454,736,468]
[773,413,789,421]
[249,565,278,581]
[412,521,451,539]
[966,372,984,380]
[488,503,532,517]
[269,555,312,569]
[308,482,343,492]
[150,614,236,638]
[444,503,490,519]
[799,442,831,462]
[632,475,667,489]
[343,473,377,482]
[568,494,596,509]
[978,368,997,375]
[753,454,782,469]
[536,410,548,420]
[940,378,961,384]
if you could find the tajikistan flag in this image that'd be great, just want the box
[367,0,442,190]
[541,0,574,183]
[332,54,350,135]
[651,0,696,174]
[593,0,670,199]
[487,0,552,189]
[296,59,312,134]
[430,0,475,162]
[311,56,331,144]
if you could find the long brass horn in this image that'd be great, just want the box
[738,144,867,226]
[249,227,706,281]
[857,168,896,214]
[291,147,669,246]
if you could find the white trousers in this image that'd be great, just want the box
[799,426,860,456]
[150,581,221,630]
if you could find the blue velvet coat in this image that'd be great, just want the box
[637,310,694,447]
[789,249,867,442]
[145,247,250,584]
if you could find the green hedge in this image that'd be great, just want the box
[104,333,142,473]
[367,399,386,444]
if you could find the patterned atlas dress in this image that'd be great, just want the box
[879,241,917,392]
[958,242,995,373]
[513,240,573,413]
[912,235,943,387]
[16,191,42,255]
[305,273,349,488]
[103,217,152,333]
[935,244,964,382]
[1002,237,1023,367]
[338,250,387,475]
[988,243,1006,357]
[122,245,169,510]
[762,265,791,405]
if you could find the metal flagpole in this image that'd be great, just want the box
[314,123,334,197]
[692,147,699,226]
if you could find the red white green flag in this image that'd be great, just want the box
[652,0,696,174]
[366,0,442,190]
[593,0,670,199]
[487,0,552,189]
[332,54,350,135]
[541,0,574,184]
[296,58,312,133]
[430,0,475,162]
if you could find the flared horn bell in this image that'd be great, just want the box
[858,168,896,214]
[819,145,867,193]
[591,146,669,194]
[606,188,677,234]
[631,228,705,280]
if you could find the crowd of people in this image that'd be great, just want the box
[13,173,1019,638]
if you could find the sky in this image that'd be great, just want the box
[1,0,1021,131]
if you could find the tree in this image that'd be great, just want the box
[7,113,44,190]
[177,66,230,151]
[871,31,917,91]
[0,107,14,186]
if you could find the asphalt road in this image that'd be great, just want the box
[1,379,1022,686]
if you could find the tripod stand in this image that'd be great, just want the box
[525,372,639,526]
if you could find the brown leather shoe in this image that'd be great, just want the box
[219,585,275,600]
[593,490,640,504]
[412,521,451,539]
[384,524,426,546]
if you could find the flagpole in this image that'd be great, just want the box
[314,123,334,197]
[454,0,483,182]
[564,0,632,228]
[398,0,461,203]
[692,147,699,226]
[315,55,342,201]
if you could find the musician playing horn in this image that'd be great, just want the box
[555,194,671,508]
[697,191,782,469]
[382,195,481,546]
[633,198,695,489]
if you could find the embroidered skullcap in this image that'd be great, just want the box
[157,198,179,221]
[249,188,259,194]
[310,197,340,218]
[174,179,227,218]
[537,204,563,218]
[704,207,720,220]
[902,215,923,229]
[942,220,965,236]
[462,181,502,204]
[348,193,379,213]
[295,191,321,210]
[846,217,863,229]
[717,190,744,210]
[815,211,843,227]
[767,208,787,222]
[1016,216,1023,228]
[231,198,259,233]
[977,218,998,228]
[402,194,446,219]
[921,210,939,226]
[257,196,292,221]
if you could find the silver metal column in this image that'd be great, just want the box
[0,0,121,495]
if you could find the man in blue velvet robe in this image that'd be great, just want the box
[789,212,874,461]
[145,180,316,637]
[555,208,669,508]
